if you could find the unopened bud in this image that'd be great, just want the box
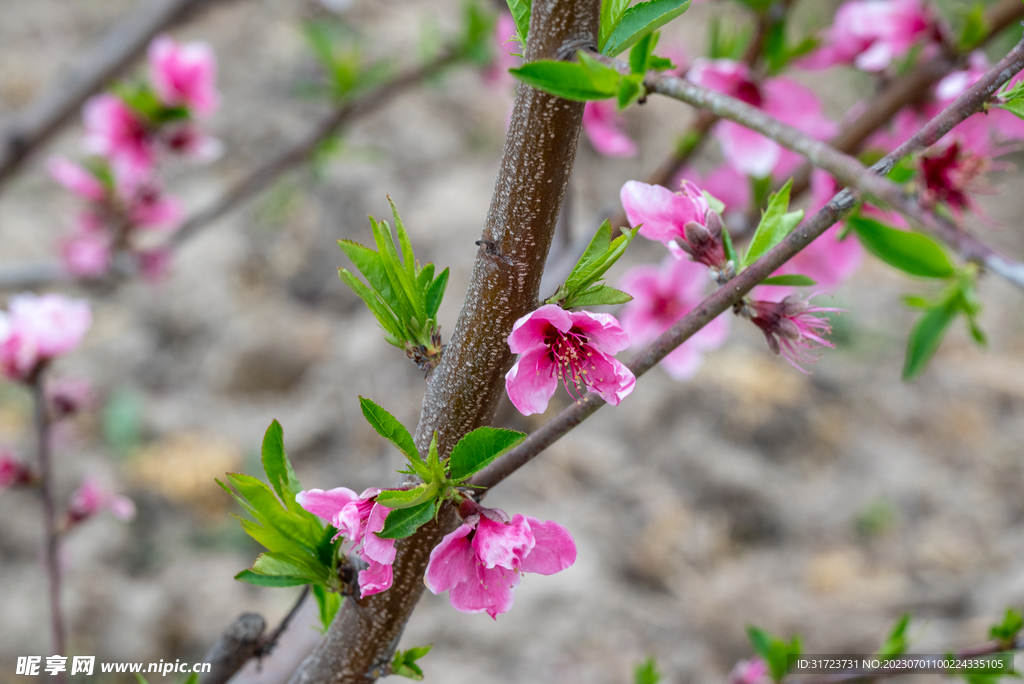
[681,211,727,270]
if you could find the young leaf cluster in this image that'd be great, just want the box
[846,215,985,380]
[747,625,802,682]
[391,645,434,680]
[303,21,392,102]
[634,656,662,684]
[742,179,812,284]
[546,221,638,308]
[359,398,525,540]
[510,0,690,103]
[338,198,450,368]
[219,421,342,631]
[990,609,1024,648]
[877,614,912,659]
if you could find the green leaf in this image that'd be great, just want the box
[996,98,1024,121]
[566,285,634,308]
[722,223,738,265]
[703,191,725,215]
[602,0,692,57]
[600,0,631,52]
[392,644,434,680]
[505,0,531,46]
[448,426,527,481]
[338,238,399,313]
[635,656,662,684]
[746,626,801,682]
[252,552,327,583]
[377,499,439,539]
[848,216,956,279]
[374,483,440,510]
[560,224,639,301]
[261,420,303,508]
[226,473,321,551]
[902,299,958,380]
[902,295,931,309]
[235,569,310,588]
[877,614,911,659]
[990,608,1024,646]
[743,179,802,267]
[359,397,420,463]
[369,216,419,321]
[959,3,987,49]
[182,674,199,684]
[629,32,656,74]
[510,58,620,101]
[760,274,817,287]
[338,267,405,344]
[389,197,417,288]
[617,74,644,109]
[312,584,342,633]
[425,267,449,319]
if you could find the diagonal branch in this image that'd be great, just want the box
[472,35,1024,491]
[0,0,237,191]
[286,2,601,683]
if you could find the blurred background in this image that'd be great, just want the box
[2,0,1024,682]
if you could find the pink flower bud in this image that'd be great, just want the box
[67,477,136,525]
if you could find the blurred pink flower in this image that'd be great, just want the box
[60,212,113,279]
[729,658,772,684]
[67,477,136,524]
[162,123,223,162]
[148,35,219,117]
[687,59,836,178]
[505,304,635,415]
[798,0,935,72]
[582,101,638,157]
[296,486,396,597]
[425,506,575,619]
[46,376,94,418]
[47,157,106,202]
[137,248,174,283]
[0,294,92,382]
[121,179,185,232]
[745,295,843,372]
[618,255,730,380]
[919,140,990,217]
[482,12,521,92]
[81,94,154,182]
[0,450,33,489]
[620,179,711,259]
[676,165,752,220]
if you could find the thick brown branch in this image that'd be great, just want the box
[0,0,235,191]
[472,36,1024,491]
[286,2,600,683]
[200,613,267,684]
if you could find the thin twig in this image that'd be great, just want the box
[472,35,1024,491]
[31,369,65,682]
[0,0,238,191]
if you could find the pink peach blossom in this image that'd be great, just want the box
[120,179,185,232]
[46,377,94,418]
[618,255,730,380]
[47,157,106,202]
[137,248,174,283]
[620,179,711,259]
[0,450,33,489]
[798,0,935,72]
[0,294,92,381]
[424,507,576,619]
[582,101,638,157]
[505,304,635,415]
[81,94,154,182]
[729,658,772,684]
[60,213,113,279]
[744,295,844,372]
[687,59,837,178]
[67,477,136,524]
[148,35,219,117]
[296,486,397,597]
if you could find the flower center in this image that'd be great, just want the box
[544,326,601,401]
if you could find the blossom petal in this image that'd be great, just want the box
[472,514,535,570]
[424,524,475,594]
[717,121,779,178]
[504,347,558,416]
[586,352,636,406]
[567,310,631,354]
[358,557,393,597]
[520,516,576,575]
[448,563,520,619]
[295,487,360,521]
[508,304,572,353]
[362,502,397,565]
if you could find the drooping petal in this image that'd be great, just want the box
[424,524,476,594]
[585,352,636,406]
[358,557,394,597]
[448,562,520,619]
[362,502,397,565]
[472,514,535,570]
[504,347,558,416]
[520,516,576,575]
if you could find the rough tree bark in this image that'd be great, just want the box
[286,1,600,682]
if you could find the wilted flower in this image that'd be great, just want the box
[424,504,576,619]
[296,486,396,597]
[742,295,843,372]
[582,101,638,158]
[0,294,92,382]
[798,0,935,72]
[505,304,635,415]
[687,59,836,178]
[66,477,136,524]
[618,255,730,380]
[148,35,219,117]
